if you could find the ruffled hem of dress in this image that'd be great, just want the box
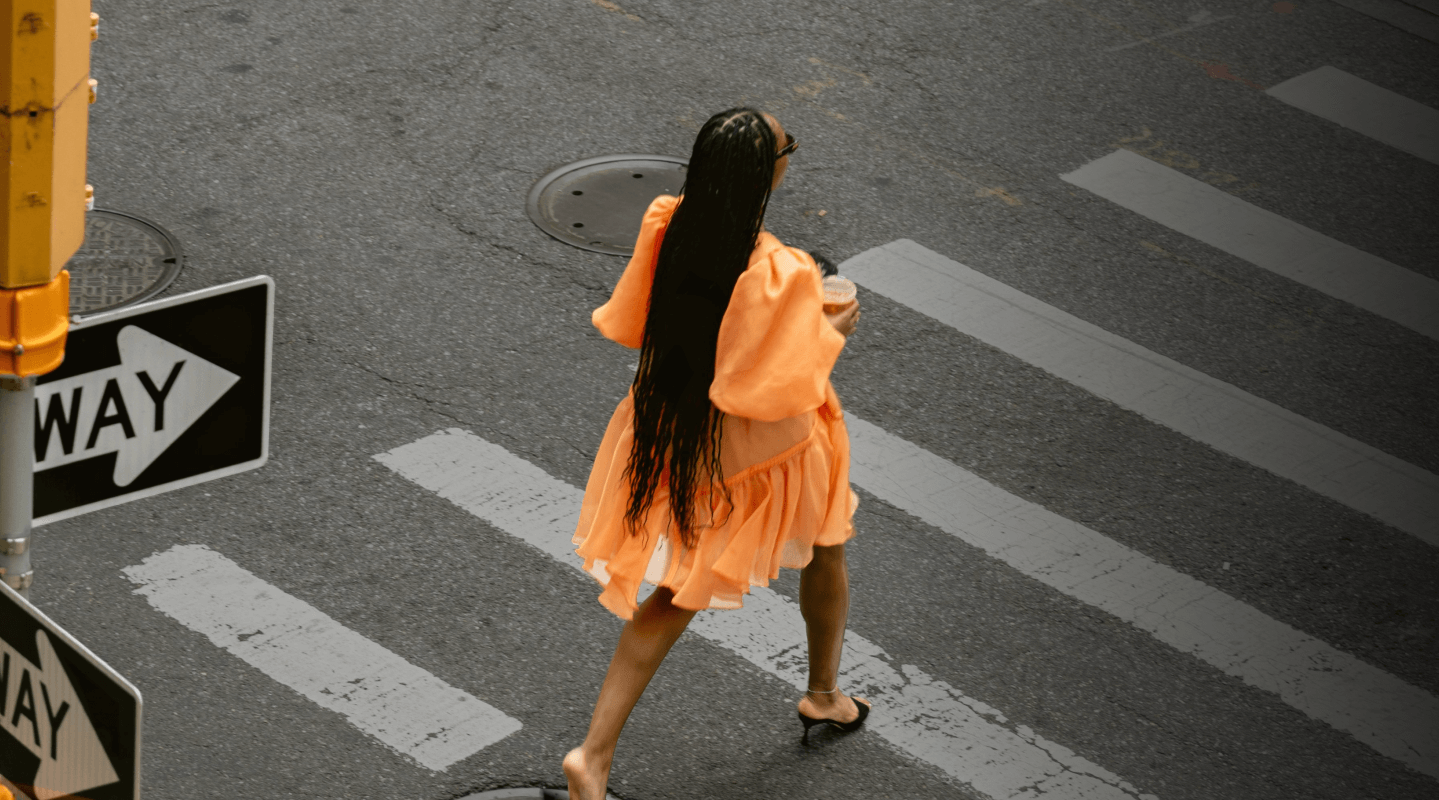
[572,405,858,621]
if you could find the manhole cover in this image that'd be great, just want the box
[527,154,688,256]
[64,209,183,317]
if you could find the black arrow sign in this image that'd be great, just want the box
[33,276,272,526]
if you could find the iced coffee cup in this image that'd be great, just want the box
[822,275,857,315]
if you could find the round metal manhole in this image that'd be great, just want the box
[527,154,688,256]
[64,209,183,318]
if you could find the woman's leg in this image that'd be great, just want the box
[564,586,697,800]
[797,543,867,721]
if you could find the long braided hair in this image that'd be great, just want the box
[621,107,779,549]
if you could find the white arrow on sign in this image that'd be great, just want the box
[34,325,239,487]
[1,629,120,799]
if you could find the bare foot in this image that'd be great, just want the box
[797,692,871,722]
[563,747,611,800]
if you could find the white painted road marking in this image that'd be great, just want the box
[1060,148,1439,341]
[1326,0,1439,45]
[842,239,1439,547]
[844,414,1439,782]
[1267,67,1439,164]
[122,545,521,771]
[376,429,1160,800]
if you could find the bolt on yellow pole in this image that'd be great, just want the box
[1,0,97,598]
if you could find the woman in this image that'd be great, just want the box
[563,107,867,800]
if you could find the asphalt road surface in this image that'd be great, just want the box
[15,1,1439,799]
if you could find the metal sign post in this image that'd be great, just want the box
[0,376,35,597]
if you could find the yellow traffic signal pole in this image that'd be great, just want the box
[1,0,96,599]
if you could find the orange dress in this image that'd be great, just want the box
[573,194,859,620]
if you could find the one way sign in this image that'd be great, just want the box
[33,276,272,526]
[0,578,141,800]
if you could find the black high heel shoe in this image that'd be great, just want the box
[798,696,871,743]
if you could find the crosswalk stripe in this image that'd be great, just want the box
[1267,66,1439,165]
[376,429,1161,800]
[842,238,1439,546]
[845,414,1439,781]
[1059,148,1439,341]
[122,545,522,771]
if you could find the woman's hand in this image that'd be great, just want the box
[825,301,860,337]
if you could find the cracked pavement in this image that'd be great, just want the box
[15,0,1438,799]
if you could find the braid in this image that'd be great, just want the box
[621,107,778,549]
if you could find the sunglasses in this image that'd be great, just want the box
[777,132,798,160]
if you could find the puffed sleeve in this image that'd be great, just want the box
[592,194,681,349]
[709,246,848,422]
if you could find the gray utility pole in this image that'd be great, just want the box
[0,374,34,599]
